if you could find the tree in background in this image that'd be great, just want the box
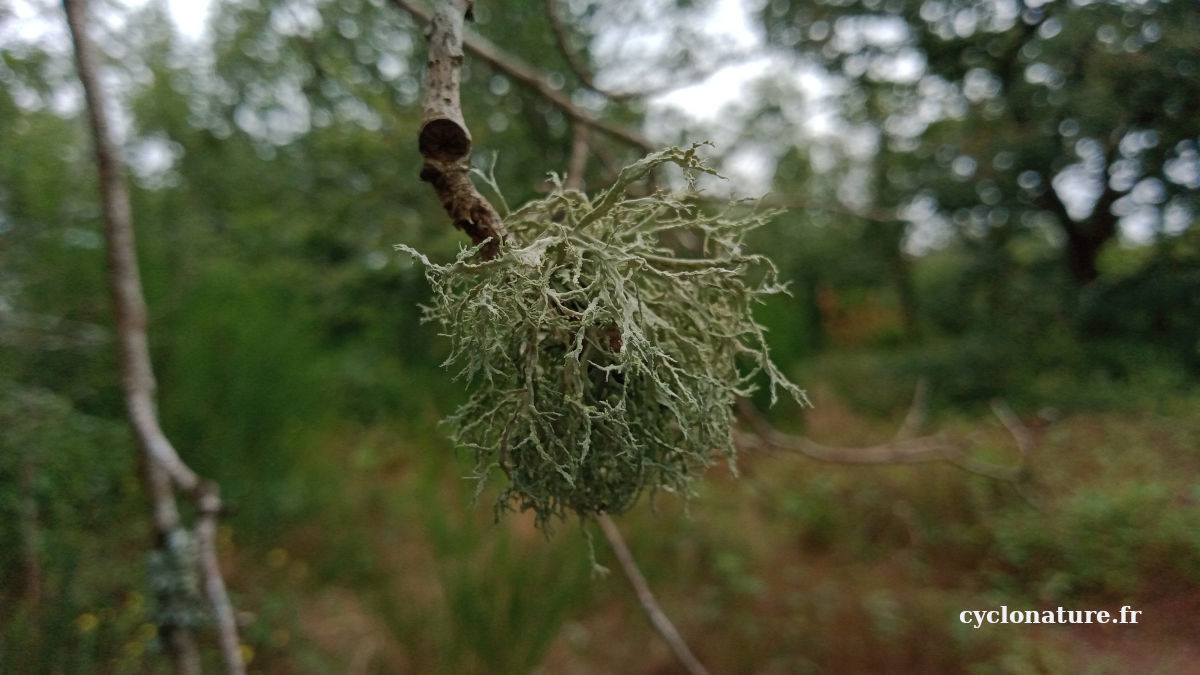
[3,0,1199,672]
[62,0,244,671]
[760,0,1199,280]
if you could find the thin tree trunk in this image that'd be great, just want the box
[62,2,245,673]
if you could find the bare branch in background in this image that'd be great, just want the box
[756,194,900,224]
[596,514,711,675]
[544,0,764,102]
[544,0,609,96]
[990,398,1036,458]
[391,0,654,154]
[543,0,646,103]
[735,385,1036,488]
[62,1,245,672]
[894,376,929,441]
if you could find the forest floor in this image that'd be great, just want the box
[239,386,1200,674]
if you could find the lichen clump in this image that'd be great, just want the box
[400,145,805,530]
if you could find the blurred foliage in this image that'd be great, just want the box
[0,384,165,673]
[759,0,1200,283]
[0,0,1197,672]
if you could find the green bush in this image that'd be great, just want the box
[0,384,156,674]
[991,483,1200,599]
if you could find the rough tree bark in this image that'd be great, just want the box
[62,2,246,673]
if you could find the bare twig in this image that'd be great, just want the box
[544,0,610,97]
[544,0,720,103]
[735,391,1032,486]
[733,427,952,464]
[416,0,511,260]
[392,0,654,153]
[63,1,245,673]
[596,514,710,675]
[894,376,929,441]
[990,398,1035,457]
[544,0,766,102]
[196,498,243,675]
[744,193,900,224]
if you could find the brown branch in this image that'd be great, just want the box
[544,0,612,98]
[735,391,1032,485]
[596,514,711,675]
[62,2,245,673]
[393,0,654,154]
[989,398,1035,458]
[545,0,764,102]
[757,193,900,224]
[415,0,510,260]
[894,376,929,441]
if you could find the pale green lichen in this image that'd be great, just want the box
[399,144,806,530]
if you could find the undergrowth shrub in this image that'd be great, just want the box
[990,483,1200,599]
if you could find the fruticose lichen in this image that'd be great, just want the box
[399,145,806,531]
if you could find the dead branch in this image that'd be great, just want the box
[544,0,611,98]
[543,0,764,102]
[990,398,1035,457]
[745,193,900,224]
[62,1,245,672]
[596,514,711,675]
[415,0,510,260]
[392,0,654,154]
[894,376,929,441]
[735,386,1033,486]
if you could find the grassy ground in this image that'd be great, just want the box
[221,382,1200,674]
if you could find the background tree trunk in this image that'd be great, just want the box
[62,2,246,673]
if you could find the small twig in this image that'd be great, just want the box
[196,494,243,675]
[990,398,1035,457]
[894,376,929,441]
[545,0,764,101]
[741,193,900,224]
[544,0,613,99]
[596,513,710,675]
[415,0,511,260]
